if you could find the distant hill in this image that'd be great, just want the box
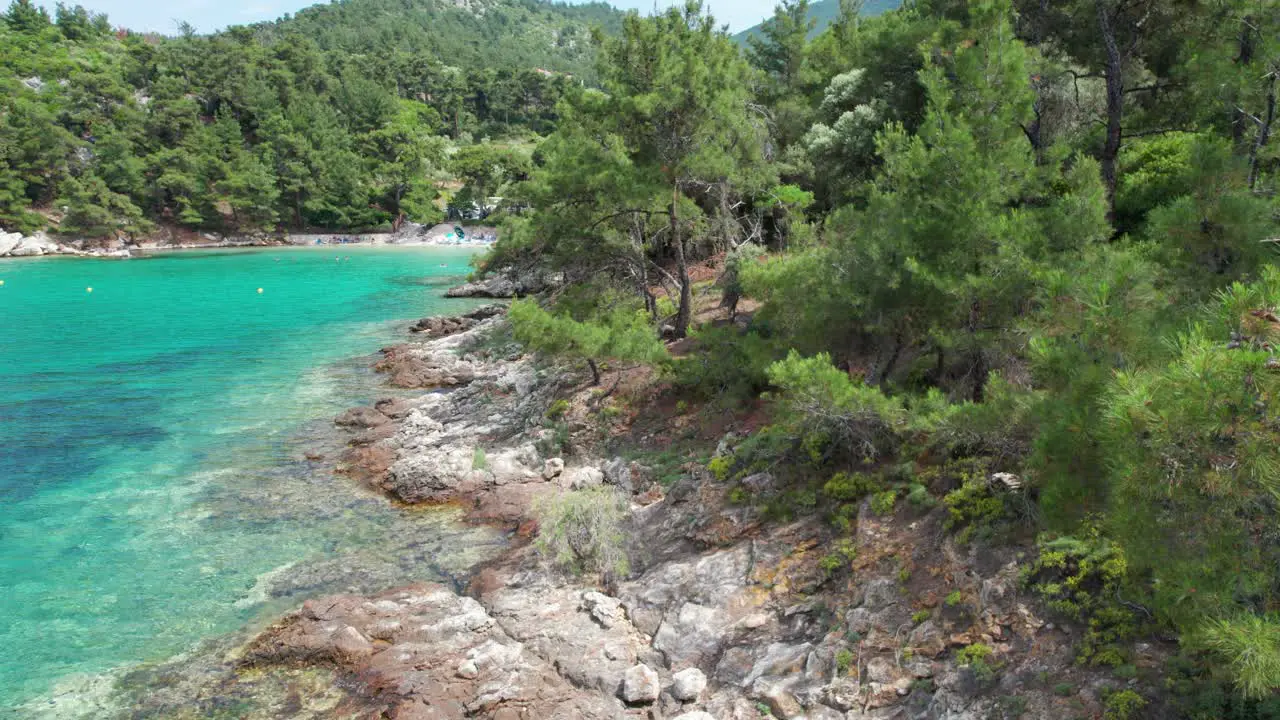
[734,0,903,45]
[0,0,629,236]
[257,0,626,77]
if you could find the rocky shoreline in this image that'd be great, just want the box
[137,301,1137,720]
[45,300,1158,719]
[0,229,287,259]
[0,222,498,260]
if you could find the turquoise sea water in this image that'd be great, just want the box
[0,247,505,711]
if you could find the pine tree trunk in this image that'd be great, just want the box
[1098,0,1124,219]
[1249,70,1276,190]
[639,258,657,319]
[1234,16,1256,147]
[671,183,692,339]
[587,358,601,386]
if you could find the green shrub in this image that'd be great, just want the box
[1027,247,1166,530]
[536,421,570,458]
[1023,533,1136,666]
[912,610,931,624]
[545,399,570,420]
[823,471,880,501]
[763,486,823,522]
[945,590,964,607]
[707,455,734,481]
[1142,137,1272,296]
[1162,651,1280,719]
[817,536,861,580]
[835,648,855,676]
[911,376,1037,461]
[1024,534,1127,618]
[820,539,858,578]
[1053,682,1075,697]
[905,483,934,507]
[722,425,800,477]
[998,695,1028,718]
[510,297,669,385]
[957,643,998,686]
[765,351,906,464]
[656,295,677,319]
[957,643,993,666]
[673,325,778,404]
[791,487,818,510]
[870,489,898,516]
[829,502,859,533]
[1114,131,1200,235]
[1103,689,1147,720]
[943,469,1015,544]
[534,487,630,578]
[471,447,488,470]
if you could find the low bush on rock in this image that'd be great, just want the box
[534,487,631,579]
[942,467,1022,544]
[545,399,570,420]
[1023,532,1138,667]
[765,350,906,465]
[1103,689,1147,720]
[956,642,999,688]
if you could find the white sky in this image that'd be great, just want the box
[32,0,778,36]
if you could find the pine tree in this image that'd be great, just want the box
[4,0,50,34]
[596,2,771,337]
[509,298,668,386]
[1103,268,1280,633]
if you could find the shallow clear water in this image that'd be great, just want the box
[0,247,505,710]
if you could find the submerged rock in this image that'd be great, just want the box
[373,397,416,420]
[334,406,389,429]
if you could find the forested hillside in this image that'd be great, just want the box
[263,0,622,78]
[493,0,1280,713]
[0,0,622,237]
[734,0,901,43]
